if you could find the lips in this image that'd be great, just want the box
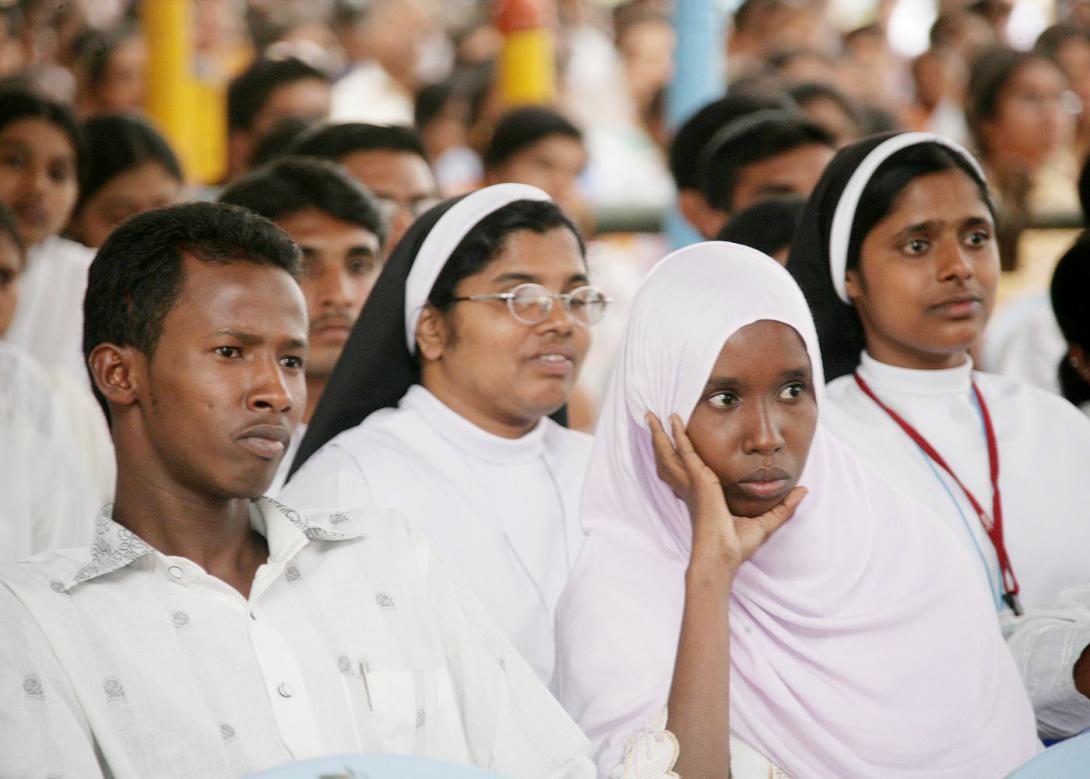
[931,292,984,319]
[12,200,48,227]
[236,424,291,460]
[311,315,354,343]
[735,466,793,500]
[529,345,576,376]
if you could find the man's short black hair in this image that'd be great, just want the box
[668,91,794,191]
[482,106,583,170]
[219,157,387,246]
[83,202,302,416]
[227,57,330,132]
[291,122,427,162]
[698,112,834,212]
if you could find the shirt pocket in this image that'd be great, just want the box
[347,660,466,755]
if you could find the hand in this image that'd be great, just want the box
[647,412,806,579]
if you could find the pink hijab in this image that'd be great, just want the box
[555,242,1039,777]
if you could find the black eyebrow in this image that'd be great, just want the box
[490,271,591,286]
[284,337,308,351]
[212,328,262,345]
[346,245,377,256]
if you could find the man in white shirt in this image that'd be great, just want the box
[0,202,592,778]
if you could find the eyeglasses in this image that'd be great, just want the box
[374,195,441,223]
[451,282,611,326]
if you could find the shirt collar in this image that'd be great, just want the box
[64,498,366,591]
[857,350,975,397]
[400,384,548,465]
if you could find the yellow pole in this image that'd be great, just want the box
[496,0,556,106]
[142,0,193,179]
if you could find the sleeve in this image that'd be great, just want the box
[278,444,376,511]
[0,581,104,777]
[410,530,596,779]
[1006,584,1090,739]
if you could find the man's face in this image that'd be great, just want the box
[252,78,332,140]
[486,135,588,218]
[134,256,308,499]
[339,149,437,253]
[273,208,382,380]
[730,143,833,215]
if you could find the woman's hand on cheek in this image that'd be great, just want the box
[647,412,807,583]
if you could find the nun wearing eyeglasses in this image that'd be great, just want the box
[281,184,607,687]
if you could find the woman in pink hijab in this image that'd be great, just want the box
[554,241,1040,778]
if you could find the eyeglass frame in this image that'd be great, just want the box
[449,282,612,326]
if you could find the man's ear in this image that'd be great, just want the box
[415,304,449,362]
[88,343,144,409]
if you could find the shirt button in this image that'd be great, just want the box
[277,683,293,698]
[168,566,183,580]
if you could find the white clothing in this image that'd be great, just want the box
[282,385,590,687]
[0,342,97,562]
[6,236,94,383]
[0,499,593,778]
[557,243,1039,777]
[981,294,1066,395]
[331,61,414,125]
[267,421,306,496]
[824,351,1090,737]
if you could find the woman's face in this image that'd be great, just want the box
[984,59,1073,166]
[0,118,79,247]
[418,226,592,435]
[846,168,999,370]
[0,232,21,337]
[686,320,817,519]
[69,162,181,248]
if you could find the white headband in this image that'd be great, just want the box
[403,183,551,353]
[828,132,987,305]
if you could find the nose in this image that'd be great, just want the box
[248,354,296,415]
[937,239,974,282]
[387,207,413,255]
[315,267,352,310]
[536,292,577,335]
[742,400,785,457]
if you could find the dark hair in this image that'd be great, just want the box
[966,46,1059,154]
[1079,152,1090,223]
[83,202,302,415]
[219,157,386,246]
[1035,23,1090,61]
[74,114,182,216]
[482,106,583,170]
[427,199,585,310]
[71,22,140,89]
[1051,232,1090,406]
[227,57,330,132]
[0,89,83,171]
[717,196,807,257]
[292,122,427,162]
[846,143,995,274]
[789,81,862,131]
[699,112,834,212]
[415,81,456,130]
[0,202,25,262]
[668,91,794,190]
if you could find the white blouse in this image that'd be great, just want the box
[281,385,590,687]
[823,351,1090,737]
[0,499,594,778]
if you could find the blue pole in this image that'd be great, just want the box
[666,0,727,248]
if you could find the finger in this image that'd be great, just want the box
[646,412,686,486]
[670,415,721,489]
[735,486,808,556]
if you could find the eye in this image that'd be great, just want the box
[48,162,72,185]
[346,257,374,275]
[214,345,241,358]
[707,391,739,409]
[902,238,930,256]
[964,229,992,248]
[280,354,305,370]
[0,151,26,169]
[778,382,806,401]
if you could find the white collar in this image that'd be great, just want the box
[400,384,548,465]
[856,350,974,397]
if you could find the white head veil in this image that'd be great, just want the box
[555,241,1039,776]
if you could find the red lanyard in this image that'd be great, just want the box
[854,373,1022,615]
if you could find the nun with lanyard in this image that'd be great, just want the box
[786,131,1090,739]
[554,241,1039,778]
[281,184,604,688]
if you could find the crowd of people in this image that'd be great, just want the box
[3,0,1090,777]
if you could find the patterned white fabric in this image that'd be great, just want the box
[0,499,593,778]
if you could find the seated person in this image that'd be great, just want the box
[282,185,604,688]
[218,157,386,489]
[556,241,1040,777]
[0,202,593,778]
